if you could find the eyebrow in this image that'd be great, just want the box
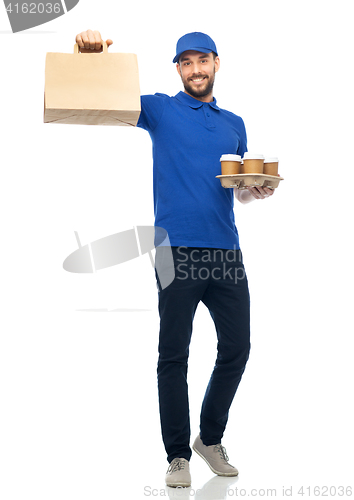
[180,53,211,62]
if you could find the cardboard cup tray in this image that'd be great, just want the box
[216,173,284,189]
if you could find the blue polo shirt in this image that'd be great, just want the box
[137,91,247,250]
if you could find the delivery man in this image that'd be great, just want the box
[75,29,276,488]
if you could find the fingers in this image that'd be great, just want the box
[75,32,84,48]
[75,30,113,52]
[246,186,275,199]
[246,187,262,199]
[263,187,275,197]
[83,29,101,50]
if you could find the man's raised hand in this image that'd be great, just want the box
[75,29,113,52]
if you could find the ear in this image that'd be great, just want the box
[176,63,182,77]
[214,56,220,73]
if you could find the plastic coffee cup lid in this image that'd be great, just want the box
[242,153,265,160]
[264,157,279,163]
[220,154,241,162]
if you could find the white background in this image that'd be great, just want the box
[1,1,353,499]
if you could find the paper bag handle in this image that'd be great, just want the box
[74,41,108,54]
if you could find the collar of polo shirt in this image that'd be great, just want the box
[175,91,220,110]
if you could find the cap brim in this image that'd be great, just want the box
[173,47,216,63]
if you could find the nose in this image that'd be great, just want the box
[192,62,203,74]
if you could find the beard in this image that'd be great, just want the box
[182,70,216,99]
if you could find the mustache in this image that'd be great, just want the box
[188,74,209,81]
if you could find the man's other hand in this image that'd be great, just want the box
[75,29,113,52]
[246,186,275,199]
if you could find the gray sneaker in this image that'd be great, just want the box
[165,458,191,488]
[192,434,239,476]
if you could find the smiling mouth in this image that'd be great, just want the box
[189,76,208,83]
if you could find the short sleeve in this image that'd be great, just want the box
[237,117,248,157]
[136,93,167,132]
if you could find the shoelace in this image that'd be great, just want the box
[214,444,229,463]
[167,458,186,474]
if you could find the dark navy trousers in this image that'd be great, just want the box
[155,246,251,463]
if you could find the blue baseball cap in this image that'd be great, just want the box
[173,32,218,63]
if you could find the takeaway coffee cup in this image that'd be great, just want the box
[241,153,265,174]
[220,154,242,175]
[264,157,279,176]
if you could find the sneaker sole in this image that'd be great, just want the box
[192,444,239,477]
[166,482,191,488]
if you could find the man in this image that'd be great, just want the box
[75,29,276,488]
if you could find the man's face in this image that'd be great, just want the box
[177,50,220,100]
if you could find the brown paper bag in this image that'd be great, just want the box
[44,42,141,126]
